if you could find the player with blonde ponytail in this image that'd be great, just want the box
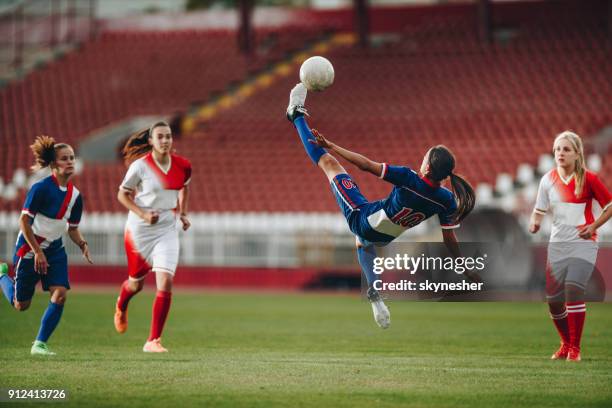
[530,131,612,362]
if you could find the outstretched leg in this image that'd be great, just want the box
[288,83,389,329]
[287,83,349,181]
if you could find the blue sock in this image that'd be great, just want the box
[0,274,15,307]
[36,301,64,343]
[293,116,327,164]
[357,244,378,288]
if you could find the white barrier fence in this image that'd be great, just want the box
[1,211,609,266]
[0,212,365,267]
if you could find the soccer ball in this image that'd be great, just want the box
[299,56,334,92]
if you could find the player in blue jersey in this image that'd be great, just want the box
[286,83,476,328]
[0,136,92,355]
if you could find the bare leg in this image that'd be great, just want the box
[318,153,348,182]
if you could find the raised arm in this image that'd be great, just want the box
[311,129,383,177]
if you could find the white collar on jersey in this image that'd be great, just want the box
[558,171,575,185]
[152,154,172,175]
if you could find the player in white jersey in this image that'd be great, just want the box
[113,121,192,353]
[529,131,611,362]
[0,136,92,355]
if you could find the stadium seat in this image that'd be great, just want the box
[0,3,610,211]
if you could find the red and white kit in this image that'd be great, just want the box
[120,153,191,279]
[535,169,611,296]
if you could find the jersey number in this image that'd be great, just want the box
[391,207,426,228]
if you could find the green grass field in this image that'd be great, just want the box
[1,291,611,407]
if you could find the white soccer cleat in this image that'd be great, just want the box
[367,288,390,329]
[31,340,56,356]
[286,83,309,122]
[371,299,391,329]
[143,338,168,353]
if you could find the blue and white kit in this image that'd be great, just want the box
[330,164,458,245]
[13,175,83,301]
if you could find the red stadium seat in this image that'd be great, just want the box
[1,4,610,211]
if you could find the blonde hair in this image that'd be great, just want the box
[30,135,72,171]
[553,130,586,197]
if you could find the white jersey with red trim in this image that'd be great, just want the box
[534,169,611,243]
[120,153,191,211]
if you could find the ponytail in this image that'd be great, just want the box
[427,145,475,224]
[449,173,475,223]
[122,120,170,166]
[30,135,71,171]
[122,129,151,166]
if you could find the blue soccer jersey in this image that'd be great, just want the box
[330,164,458,245]
[14,175,83,260]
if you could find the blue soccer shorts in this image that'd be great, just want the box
[13,249,69,302]
[330,173,369,220]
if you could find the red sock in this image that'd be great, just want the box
[148,290,172,341]
[550,308,570,345]
[117,280,138,312]
[566,302,586,350]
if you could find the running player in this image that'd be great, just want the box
[529,131,611,362]
[0,136,92,355]
[113,121,191,353]
[286,83,476,328]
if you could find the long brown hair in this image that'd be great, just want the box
[428,145,475,224]
[122,121,170,166]
[554,131,586,197]
[30,135,71,171]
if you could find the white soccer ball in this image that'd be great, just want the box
[299,56,334,92]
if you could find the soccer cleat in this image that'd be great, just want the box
[0,262,8,277]
[286,83,309,122]
[367,287,391,329]
[114,305,128,334]
[31,340,56,356]
[566,346,581,362]
[143,338,168,353]
[550,342,570,360]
